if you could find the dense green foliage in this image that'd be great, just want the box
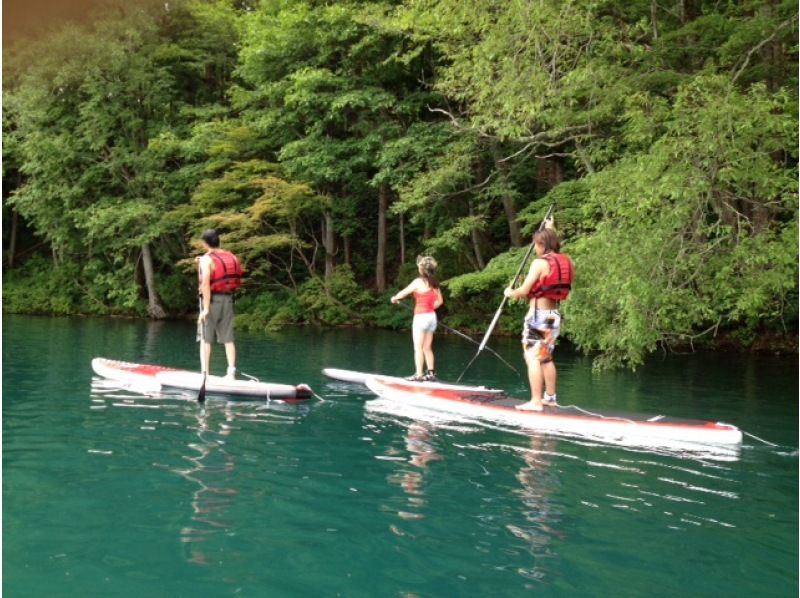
[3,0,797,368]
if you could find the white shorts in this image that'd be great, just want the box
[412,312,438,333]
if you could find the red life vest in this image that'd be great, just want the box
[528,253,573,301]
[200,250,243,294]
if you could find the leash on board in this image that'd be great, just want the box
[241,371,327,402]
[742,431,780,447]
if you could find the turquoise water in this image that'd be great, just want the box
[3,315,798,596]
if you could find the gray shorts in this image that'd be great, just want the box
[412,312,438,334]
[198,294,235,344]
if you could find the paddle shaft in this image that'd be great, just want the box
[198,299,207,403]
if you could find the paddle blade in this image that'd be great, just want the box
[198,373,207,403]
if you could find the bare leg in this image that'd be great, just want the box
[224,342,237,377]
[517,348,544,411]
[201,342,212,375]
[421,331,435,373]
[542,360,557,397]
[412,326,425,377]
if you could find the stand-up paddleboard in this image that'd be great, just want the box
[92,358,312,401]
[322,367,503,394]
[364,376,743,450]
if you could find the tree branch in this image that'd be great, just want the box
[731,16,796,83]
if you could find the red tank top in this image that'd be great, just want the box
[413,288,438,314]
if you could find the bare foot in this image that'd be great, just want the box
[516,400,544,412]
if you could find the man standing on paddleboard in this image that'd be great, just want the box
[197,229,243,380]
[504,219,573,411]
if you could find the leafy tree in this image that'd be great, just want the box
[3,0,796,368]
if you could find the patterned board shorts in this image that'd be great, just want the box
[412,312,438,334]
[521,308,561,363]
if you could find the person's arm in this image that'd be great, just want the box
[199,256,213,321]
[504,259,548,299]
[391,279,420,303]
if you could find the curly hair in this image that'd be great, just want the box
[416,255,440,289]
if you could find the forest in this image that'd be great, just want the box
[3,0,797,369]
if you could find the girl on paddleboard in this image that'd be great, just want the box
[391,256,444,381]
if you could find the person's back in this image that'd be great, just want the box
[197,229,241,379]
[413,284,438,314]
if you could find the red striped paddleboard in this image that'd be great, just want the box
[322,367,503,393]
[92,358,312,401]
[364,376,743,451]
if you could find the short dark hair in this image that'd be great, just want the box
[201,229,220,248]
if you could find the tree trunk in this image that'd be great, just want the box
[677,0,696,24]
[468,200,485,270]
[492,146,522,247]
[343,235,351,266]
[376,183,388,293]
[650,0,658,39]
[575,141,595,174]
[323,210,335,280]
[7,208,19,268]
[399,212,406,265]
[549,159,564,188]
[141,243,167,319]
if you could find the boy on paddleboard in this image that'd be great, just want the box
[390,256,444,382]
[504,220,573,411]
[197,229,242,380]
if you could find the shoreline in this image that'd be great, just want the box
[5,309,797,358]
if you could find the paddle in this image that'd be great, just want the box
[198,307,207,404]
[396,301,520,377]
[456,202,556,382]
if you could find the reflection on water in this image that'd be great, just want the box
[173,407,238,566]
[508,435,564,582]
[388,421,442,521]
[5,316,795,597]
[366,392,760,587]
[88,376,309,568]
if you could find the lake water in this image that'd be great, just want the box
[3,315,798,596]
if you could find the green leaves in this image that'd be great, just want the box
[3,0,796,365]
